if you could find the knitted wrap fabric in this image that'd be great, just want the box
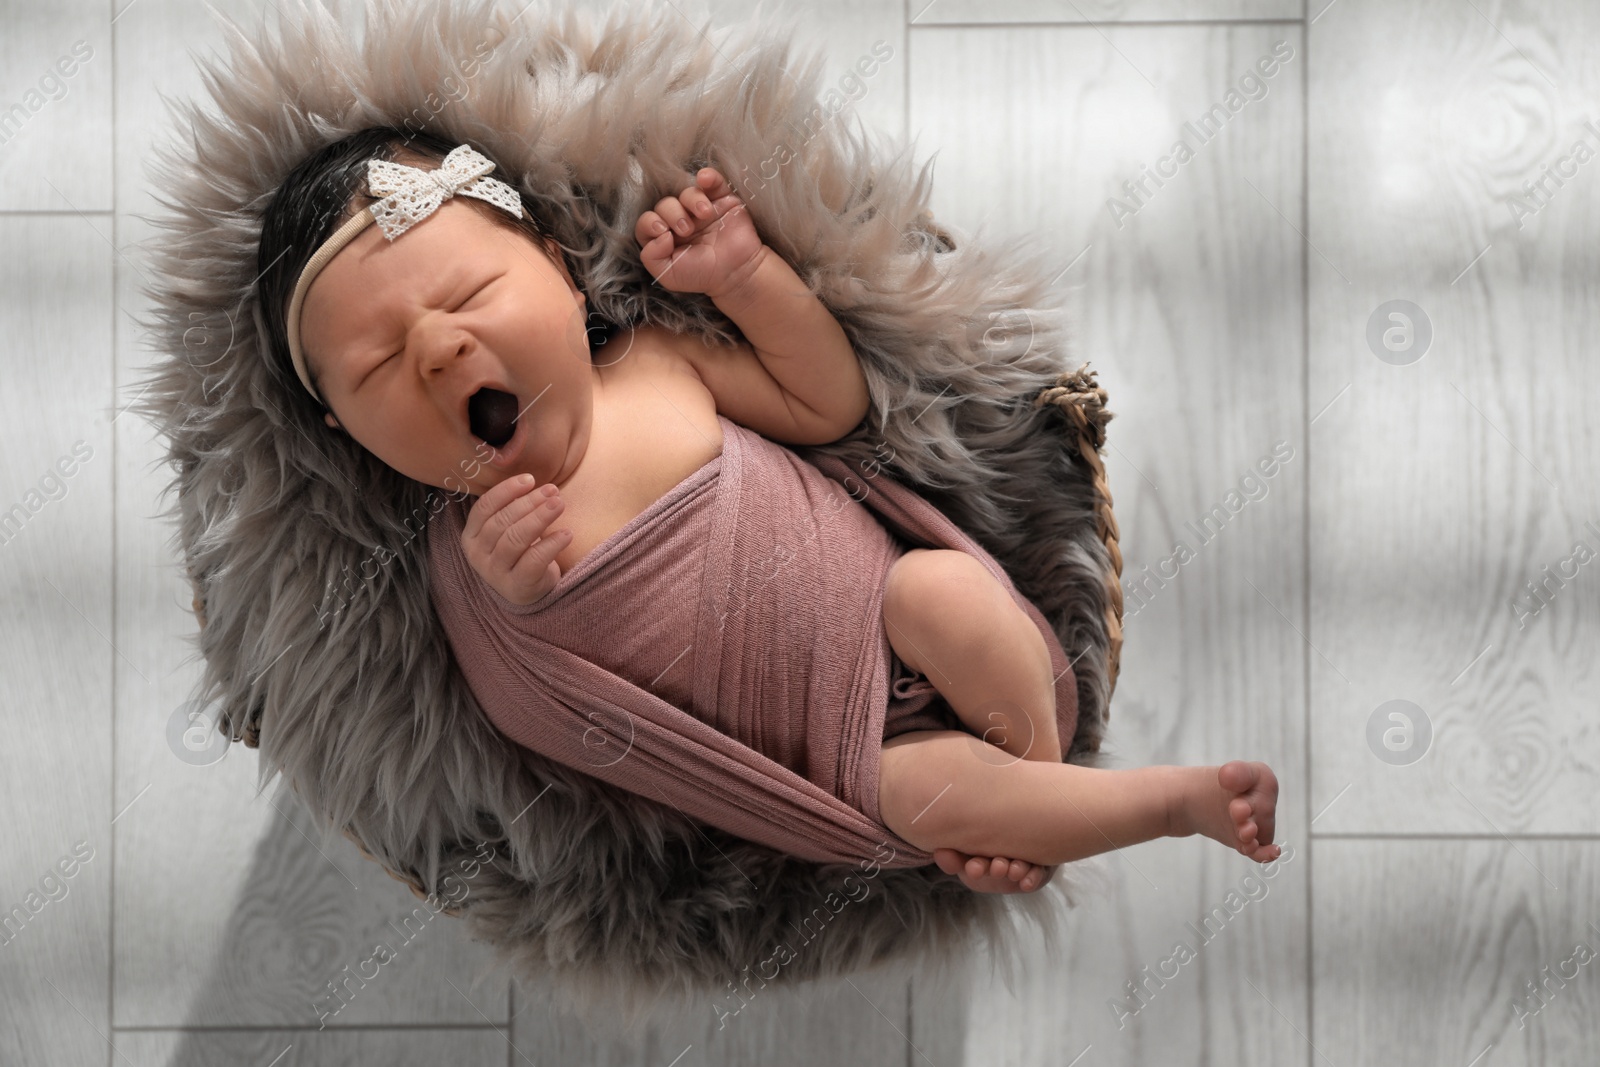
[129,0,1120,1022]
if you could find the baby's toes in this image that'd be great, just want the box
[1006,858,1032,882]
[1218,760,1259,795]
[1248,840,1282,863]
[1254,806,1275,847]
[1254,795,1278,845]
[1229,795,1255,830]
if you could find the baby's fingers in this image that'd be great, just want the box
[650,194,694,238]
[634,209,673,248]
[505,520,572,599]
[462,473,542,543]
[678,173,729,223]
[486,492,568,572]
[693,166,737,203]
[463,479,562,568]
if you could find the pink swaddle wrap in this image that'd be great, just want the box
[426,414,1079,868]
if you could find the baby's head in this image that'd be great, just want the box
[255,126,596,496]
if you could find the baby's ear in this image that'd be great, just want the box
[323,412,343,431]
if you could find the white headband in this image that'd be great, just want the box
[282,143,525,406]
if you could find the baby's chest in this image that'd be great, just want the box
[552,342,724,572]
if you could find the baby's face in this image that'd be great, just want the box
[299,199,593,495]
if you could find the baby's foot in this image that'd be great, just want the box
[934,848,1054,893]
[1173,761,1281,863]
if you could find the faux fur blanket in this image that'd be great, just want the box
[130,0,1118,1019]
[427,413,1082,867]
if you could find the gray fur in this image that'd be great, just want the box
[129,0,1119,1023]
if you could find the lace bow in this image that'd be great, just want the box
[365,144,523,240]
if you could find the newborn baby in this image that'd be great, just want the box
[269,129,1280,894]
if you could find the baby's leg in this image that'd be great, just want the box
[882,548,1061,764]
[879,730,1282,866]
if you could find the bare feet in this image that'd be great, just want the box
[1169,761,1281,862]
[934,848,1055,893]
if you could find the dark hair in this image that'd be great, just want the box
[254,126,566,412]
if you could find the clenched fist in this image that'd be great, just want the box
[634,167,764,299]
[461,474,572,607]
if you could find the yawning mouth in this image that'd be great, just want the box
[467,386,521,448]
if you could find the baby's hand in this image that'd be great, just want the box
[460,474,573,607]
[634,167,764,299]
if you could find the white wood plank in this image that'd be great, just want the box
[0,216,115,1067]
[1313,839,1600,1066]
[708,0,907,153]
[510,959,914,1066]
[911,0,1302,26]
[1307,0,1600,836]
[112,0,503,1029]
[112,779,510,1028]
[115,1027,511,1066]
[909,21,1308,1065]
[0,0,112,210]
[908,954,968,1066]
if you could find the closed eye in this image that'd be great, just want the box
[357,277,496,388]
[456,279,494,310]
[354,349,399,390]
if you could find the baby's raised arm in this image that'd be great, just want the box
[636,169,870,445]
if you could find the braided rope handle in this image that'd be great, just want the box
[1033,363,1123,696]
[340,828,463,916]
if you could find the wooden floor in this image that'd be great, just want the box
[2,0,1596,1063]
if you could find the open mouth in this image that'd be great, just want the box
[467,386,521,449]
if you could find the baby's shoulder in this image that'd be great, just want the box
[614,323,711,388]
[611,321,683,364]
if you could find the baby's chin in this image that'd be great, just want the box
[435,468,491,499]
[370,438,507,498]
[379,457,482,500]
